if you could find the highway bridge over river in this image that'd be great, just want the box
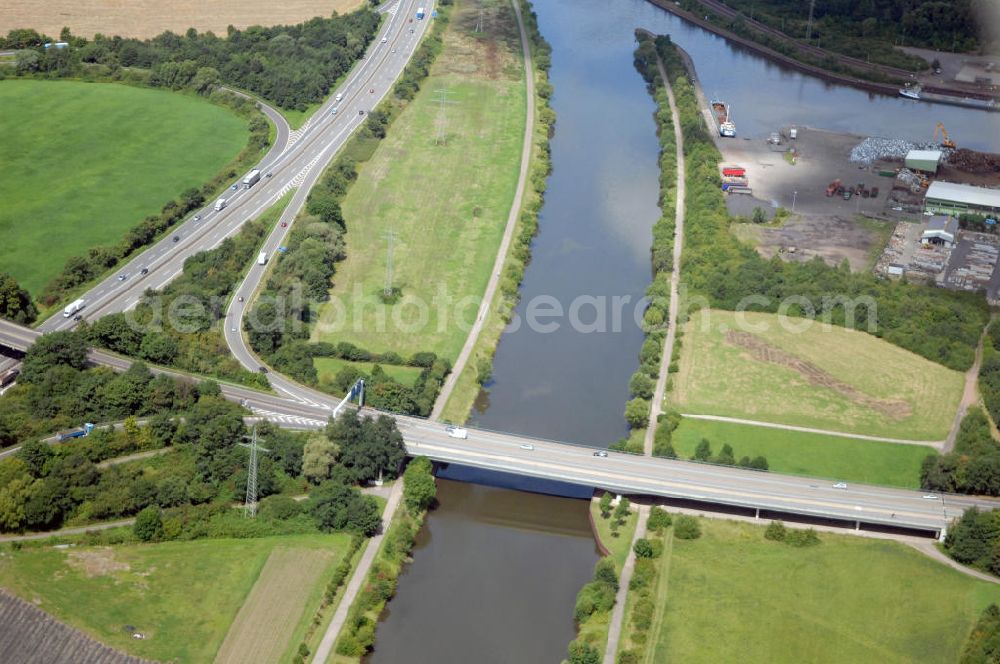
[3,317,996,539]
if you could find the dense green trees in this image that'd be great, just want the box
[961,604,1000,664]
[944,507,1000,575]
[978,322,1000,429]
[403,456,436,513]
[327,410,406,484]
[3,10,380,111]
[306,479,380,536]
[921,409,1000,495]
[0,273,38,324]
[573,557,619,623]
[714,0,979,55]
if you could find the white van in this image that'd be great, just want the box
[214,198,227,211]
[446,426,467,439]
[335,93,343,102]
[257,251,268,265]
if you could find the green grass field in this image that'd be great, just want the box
[311,5,526,362]
[590,497,639,572]
[0,534,351,661]
[0,80,247,295]
[671,309,963,440]
[314,357,424,390]
[641,518,1000,663]
[672,418,933,487]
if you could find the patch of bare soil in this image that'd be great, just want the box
[67,548,130,578]
[725,330,911,419]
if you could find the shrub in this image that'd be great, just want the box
[673,515,702,540]
[133,505,163,542]
[594,557,619,590]
[574,581,616,622]
[785,528,821,547]
[258,495,302,521]
[764,520,787,542]
[599,492,613,518]
[632,537,663,558]
[618,651,640,664]
[647,506,672,532]
[567,641,601,664]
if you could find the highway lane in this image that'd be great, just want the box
[39,0,428,332]
[221,0,435,387]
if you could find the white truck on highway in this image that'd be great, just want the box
[214,198,227,211]
[63,299,85,318]
[243,169,261,189]
[257,251,268,265]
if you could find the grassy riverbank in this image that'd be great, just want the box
[313,0,527,363]
[620,517,1000,663]
[0,80,246,296]
[438,0,555,423]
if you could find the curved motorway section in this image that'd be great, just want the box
[40,0,430,331]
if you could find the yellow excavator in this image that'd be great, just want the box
[933,122,957,149]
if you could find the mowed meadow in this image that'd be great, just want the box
[0,80,247,295]
[0,0,363,39]
[312,0,527,361]
[671,309,964,441]
[641,519,1000,664]
[0,534,353,662]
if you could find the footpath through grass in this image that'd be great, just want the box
[0,80,246,296]
[672,418,934,488]
[0,533,351,662]
[643,518,1000,663]
[672,309,963,441]
[312,0,526,362]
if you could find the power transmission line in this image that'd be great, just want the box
[431,87,459,146]
[238,426,270,518]
[805,0,816,42]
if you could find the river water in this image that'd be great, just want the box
[371,1,1000,660]
[364,475,598,664]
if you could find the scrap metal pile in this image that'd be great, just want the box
[949,148,1000,174]
[896,168,924,193]
[849,137,950,165]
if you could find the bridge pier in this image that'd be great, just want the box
[754,508,759,520]
[855,520,860,531]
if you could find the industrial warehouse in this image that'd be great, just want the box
[924,180,1000,217]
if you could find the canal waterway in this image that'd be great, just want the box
[471,0,1000,447]
[370,1,1000,660]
